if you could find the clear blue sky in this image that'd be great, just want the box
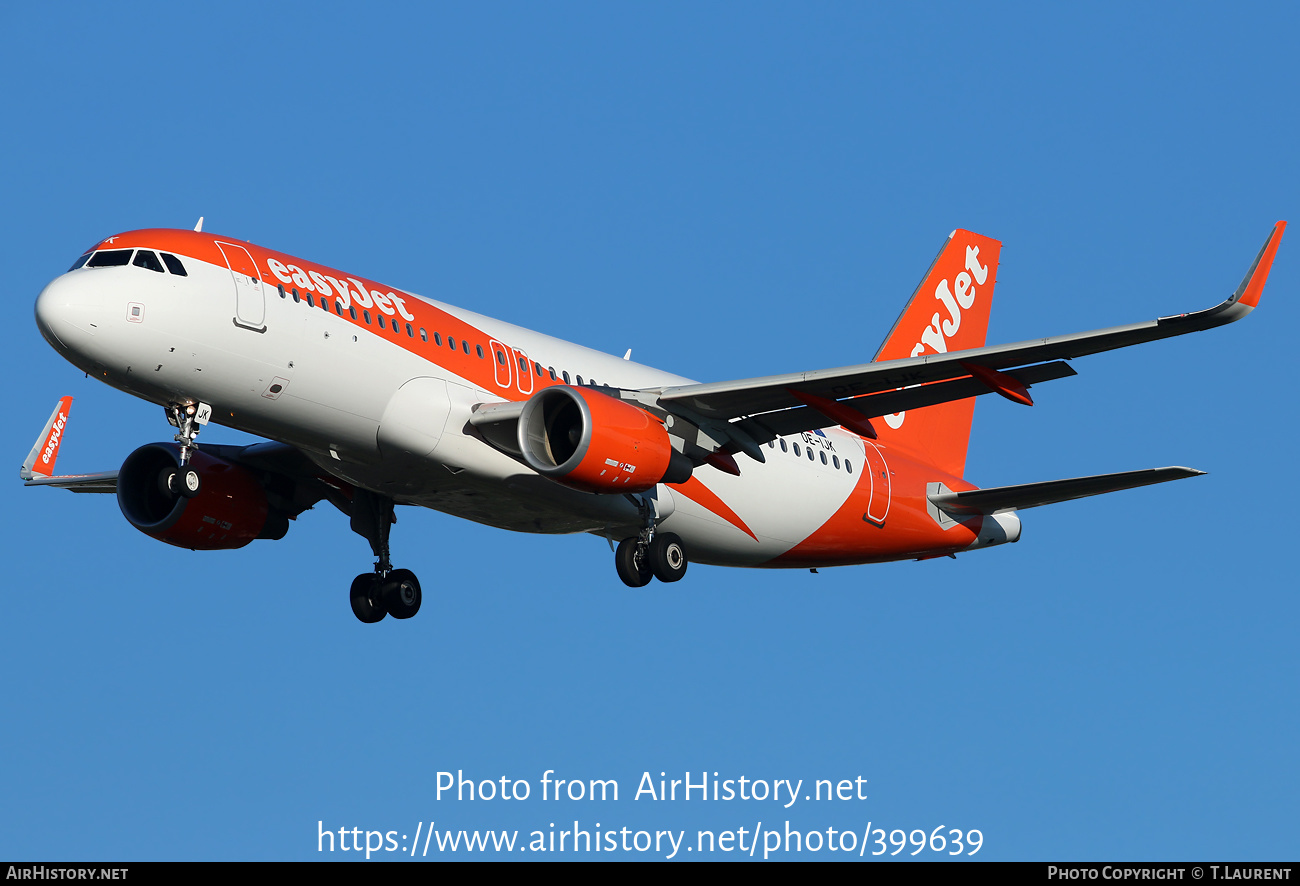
[2,2,1296,861]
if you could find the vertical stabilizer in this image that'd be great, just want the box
[871,230,1001,478]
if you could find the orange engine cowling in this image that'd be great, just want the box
[518,386,690,494]
[116,443,279,550]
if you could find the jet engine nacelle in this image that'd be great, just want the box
[518,386,692,494]
[116,443,282,550]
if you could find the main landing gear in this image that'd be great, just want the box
[349,489,423,624]
[159,401,208,498]
[614,496,688,588]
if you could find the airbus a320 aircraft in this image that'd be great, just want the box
[24,220,1285,622]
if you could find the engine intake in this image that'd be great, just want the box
[117,443,277,550]
[518,386,691,494]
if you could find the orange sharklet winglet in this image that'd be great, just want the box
[25,396,74,479]
[1236,220,1286,309]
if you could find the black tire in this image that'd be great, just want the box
[383,568,422,619]
[159,467,177,497]
[350,574,386,623]
[648,532,688,583]
[615,538,653,588]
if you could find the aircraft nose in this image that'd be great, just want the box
[34,273,102,353]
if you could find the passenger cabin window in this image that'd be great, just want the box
[434,332,443,346]
[87,249,133,267]
[463,340,470,355]
[132,250,164,273]
[476,345,484,358]
[160,253,187,276]
[419,328,428,342]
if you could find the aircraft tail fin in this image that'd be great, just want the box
[871,230,1002,478]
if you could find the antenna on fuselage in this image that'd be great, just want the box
[623,349,632,360]
[193,217,204,232]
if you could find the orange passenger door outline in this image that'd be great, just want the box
[512,348,534,396]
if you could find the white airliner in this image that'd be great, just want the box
[24,220,1285,622]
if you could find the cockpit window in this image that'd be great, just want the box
[87,249,134,268]
[132,250,165,273]
[160,253,187,276]
[69,252,92,271]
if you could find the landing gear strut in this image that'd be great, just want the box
[615,495,688,587]
[161,401,209,498]
[348,489,423,623]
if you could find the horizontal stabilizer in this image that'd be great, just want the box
[928,466,1205,515]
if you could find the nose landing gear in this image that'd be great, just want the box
[161,401,209,498]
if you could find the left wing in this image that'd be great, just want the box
[650,222,1284,452]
